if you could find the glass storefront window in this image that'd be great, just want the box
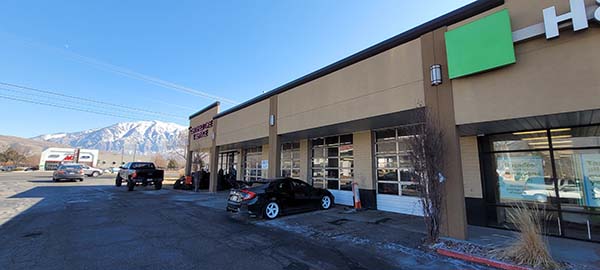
[554,149,600,208]
[281,142,300,178]
[481,125,600,242]
[311,135,353,190]
[493,151,554,204]
[553,126,600,149]
[490,130,550,151]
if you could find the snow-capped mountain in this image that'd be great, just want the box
[32,121,187,156]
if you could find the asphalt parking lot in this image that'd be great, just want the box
[0,171,487,270]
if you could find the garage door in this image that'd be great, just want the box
[374,127,423,216]
[329,190,354,206]
[377,194,423,216]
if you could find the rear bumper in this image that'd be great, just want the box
[54,174,84,179]
[129,178,163,184]
[227,199,261,217]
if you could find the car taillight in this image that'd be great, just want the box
[80,170,84,174]
[57,170,65,174]
[132,171,137,178]
[240,189,256,201]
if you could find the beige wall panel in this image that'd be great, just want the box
[261,144,270,178]
[278,40,424,134]
[449,0,596,31]
[460,137,483,199]
[299,139,309,182]
[353,131,374,190]
[454,27,600,125]
[216,99,270,146]
[189,106,218,151]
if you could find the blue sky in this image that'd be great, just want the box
[0,0,474,138]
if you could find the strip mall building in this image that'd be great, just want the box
[186,0,600,242]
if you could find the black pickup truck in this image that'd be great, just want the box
[115,162,164,191]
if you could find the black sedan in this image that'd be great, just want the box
[227,178,335,219]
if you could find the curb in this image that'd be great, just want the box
[436,248,532,270]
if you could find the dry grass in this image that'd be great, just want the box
[497,203,562,270]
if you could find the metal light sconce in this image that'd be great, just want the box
[430,64,442,86]
[269,114,275,126]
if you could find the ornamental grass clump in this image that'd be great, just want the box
[498,203,561,270]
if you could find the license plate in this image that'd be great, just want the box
[230,195,239,202]
[68,172,75,174]
[147,178,153,181]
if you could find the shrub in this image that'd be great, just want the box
[497,203,561,269]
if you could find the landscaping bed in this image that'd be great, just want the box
[433,239,585,270]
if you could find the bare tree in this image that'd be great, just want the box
[0,148,27,166]
[406,108,446,244]
[153,155,167,169]
[173,130,189,160]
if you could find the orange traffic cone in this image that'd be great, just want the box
[352,182,362,209]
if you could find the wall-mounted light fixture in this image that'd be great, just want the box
[210,132,215,140]
[430,64,442,86]
[269,114,275,126]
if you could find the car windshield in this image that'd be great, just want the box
[60,165,81,170]
[131,163,155,169]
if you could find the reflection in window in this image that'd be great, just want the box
[374,126,421,197]
[243,147,262,182]
[281,142,300,178]
[554,149,600,208]
[494,151,554,204]
[311,135,353,190]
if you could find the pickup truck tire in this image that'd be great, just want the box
[127,180,135,191]
[154,181,163,190]
[115,175,122,187]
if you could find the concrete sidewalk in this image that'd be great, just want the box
[177,189,599,269]
[468,225,600,268]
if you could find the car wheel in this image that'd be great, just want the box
[79,178,84,182]
[92,172,99,177]
[264,201,280,220]
[154,181,162,190]
[52,178,58,182]
[127,181,135,191]
[320,195,333,210]
[115,175,122,187]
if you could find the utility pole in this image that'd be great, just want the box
[120,147,124,165]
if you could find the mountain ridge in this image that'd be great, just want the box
[32,120,187,156]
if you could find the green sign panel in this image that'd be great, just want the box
[445,9,516,79]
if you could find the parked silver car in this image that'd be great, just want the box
[53,164,85,182]
[82,165,103,177]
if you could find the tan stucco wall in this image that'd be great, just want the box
[189,106,218,151]
[216,99,270,146]
[277,39,425,134]
[460,136,483,199]
[261,144,270,178]
[452,0,600,125]
[353,131,374,190]
[299,139,309,182]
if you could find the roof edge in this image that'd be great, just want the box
[215,0,504,119]
[189,101,220,120]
